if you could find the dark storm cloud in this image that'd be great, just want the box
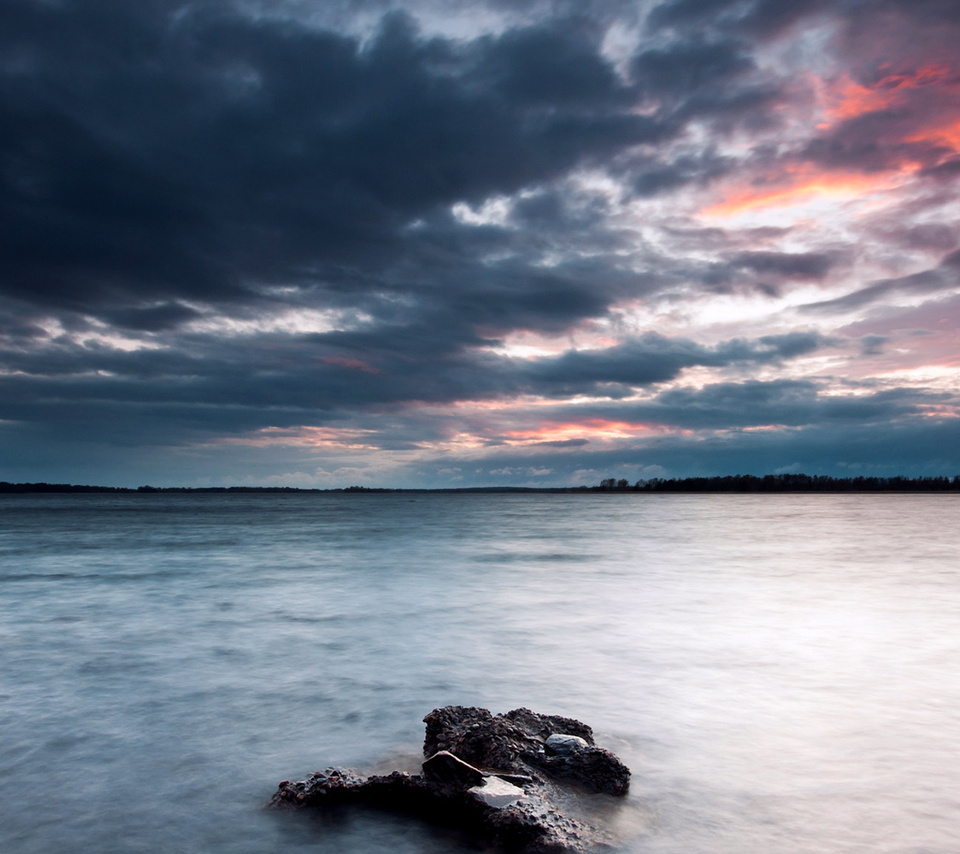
[631,37,756,98]
[694,250,836,296]
[651,248,836,299]
[629,150,735,197]
[0,0,662,333]
[646,0,832,37]
[645,380,934,430]
[475,18,621,106]
[509,187,615,235]
[101,302,205,332]
[0,297,45,338]
[628,34,786,131]
[522,330,829,397]
[0,0,832,365]
[0,324,832,449]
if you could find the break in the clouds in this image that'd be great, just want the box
[1,0,959,487]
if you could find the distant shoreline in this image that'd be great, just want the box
[3,474,959,494]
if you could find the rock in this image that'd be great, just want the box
[545,734,590,756]
[422,750,485,788]
[270,706,631,853]
[469,776,526,808]
[423,705,630,796]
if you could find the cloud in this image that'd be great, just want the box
[646,379,936,430]
[523,330,830,397]
[477,18,622,106]
[801,250,960,313]
[631,36,756,98]
[729,251,834,280]
[1,0,958,486]
[629,150,735,197]
[0,1,663,331]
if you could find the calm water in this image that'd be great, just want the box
[1,493,958,854]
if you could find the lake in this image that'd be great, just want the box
[1,492,958,853]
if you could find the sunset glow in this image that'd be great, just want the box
[701,167,903,218]
[818,64,957,125]
[504,419,661,443]
[818,74,900,124]
[906,117,960,151]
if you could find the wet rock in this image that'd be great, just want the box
[469,776,526,808]
[422,749,485,788]
[423,705,630,796]
[545,734,590,755]
[270,706,631,853]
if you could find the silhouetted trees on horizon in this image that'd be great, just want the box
[2,473,959,494]
[591,473,960,492]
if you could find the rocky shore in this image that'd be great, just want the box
[270,705,631,853]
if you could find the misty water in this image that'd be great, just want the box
[1,492,958,854]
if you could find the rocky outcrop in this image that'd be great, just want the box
[423,706,631,797]
[270,706,630,854]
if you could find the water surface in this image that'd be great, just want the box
[1,493,958,853]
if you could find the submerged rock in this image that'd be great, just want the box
[270,706,631,854]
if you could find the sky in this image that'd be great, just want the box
[2,0,960,488]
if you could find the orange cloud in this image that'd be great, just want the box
[818,65,957,126]
[701,163,904,217]
[698,66,957,219]
[811,64,960,155]
[877,64,956,91]
[504,418,661,443]
[819,75,898,125]
[920,406,960,419]
[701,63,960,219]
[906,117,960,150]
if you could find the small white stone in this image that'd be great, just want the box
[468,776,525,808]
[545,733,589,755]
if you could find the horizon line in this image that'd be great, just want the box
[3,473,960,495]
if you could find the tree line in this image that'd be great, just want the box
[592,474,960,492]
[2,474,960,494]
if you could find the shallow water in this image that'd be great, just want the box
[1,493,958,853]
